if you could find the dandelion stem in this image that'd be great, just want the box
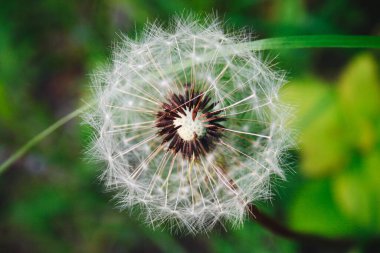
[241,35,380,51]
[0,103,91,174]
[247,204,355,247]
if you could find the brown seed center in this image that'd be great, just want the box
[155,86,225,159]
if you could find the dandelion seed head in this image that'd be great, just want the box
[85,14,291,234]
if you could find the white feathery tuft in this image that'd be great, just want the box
[84,15,292,234]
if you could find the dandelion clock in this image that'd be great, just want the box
[84,16,291,234]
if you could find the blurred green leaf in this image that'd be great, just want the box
[10,186,70,232]
[333,168,372,231]
[300,97,350,177]
[288,180,356,237]
[333,151,380,234]
[282,79,349,177]
[338,53,380,152]
[339,53,380,119]
[281,78,333,131]
[211,222,295,253]
[285,54,380,237]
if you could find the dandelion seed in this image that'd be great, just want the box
[85,15,291,234]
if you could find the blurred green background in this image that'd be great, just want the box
[0,0,379,252]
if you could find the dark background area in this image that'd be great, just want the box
[0,0,379,252]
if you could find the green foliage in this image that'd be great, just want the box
[283,79,349,177]
[282,53,380,238]
[211,222,295,253]
[289,180,356,236]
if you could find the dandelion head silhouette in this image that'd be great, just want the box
[85,15,291,234]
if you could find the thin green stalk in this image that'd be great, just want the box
[1,35,379,174]
[241,35,380,51]
[0,104,90,174]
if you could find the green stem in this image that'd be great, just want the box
[0,35,379,174]
[242,35,380,51]
[0,104,90,174]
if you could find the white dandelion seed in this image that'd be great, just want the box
[84,15,291,234]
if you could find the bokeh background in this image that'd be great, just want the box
[0,0,379,252]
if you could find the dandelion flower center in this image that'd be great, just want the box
[155,86,225,159]
[173,109,206,141]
